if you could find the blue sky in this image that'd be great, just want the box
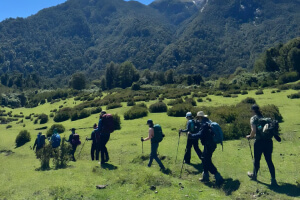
[0,0,155,22]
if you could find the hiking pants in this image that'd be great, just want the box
[184,138,202,163]
[71,145,77,161]
[148,142,165,169]
[100,133,110,163]
[253,139,275,179]
[91,143,99,161]
[203,143,217,175]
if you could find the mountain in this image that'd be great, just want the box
[0,0,299,80]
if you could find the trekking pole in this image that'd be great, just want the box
[175,130,181,163]
[78,138,87,159]
[141,137,144,154]
[180,147,188,178]
[247,138,254,160]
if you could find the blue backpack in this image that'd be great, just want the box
[51,133,61,148]
[209,122,224,150]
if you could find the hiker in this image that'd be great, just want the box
[188,111,224,185]
[67,128,81,161]
[97,111,112,165]
[141,119,165,171]
[33,132,46,152]
[86,123,99,161]
[180,112,202,164]
[50,128,61,148]
[246,104,278,186]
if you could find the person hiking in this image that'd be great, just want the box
[246,104,278,186]
[50,128,61,148]
[180,112,202,164]
[97,111,111,165]
[33,132,46,152]
[67,128,81,162]
[86,123,99,161]
[141,119,165,171]
[188,111,224,185]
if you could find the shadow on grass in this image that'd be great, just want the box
[101,163,118,170]
[257,180,300,197]
[203,178,240,196]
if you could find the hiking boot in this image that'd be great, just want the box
[199,172,209,182]
[185,160,190,164]
[247,172,257,181]
[271,178,278,187]
[215,172,224,185]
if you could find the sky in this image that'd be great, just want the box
[0,0,155,22]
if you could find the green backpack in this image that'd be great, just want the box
[152,124,165,143]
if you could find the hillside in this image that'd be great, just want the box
[0,0,299,79]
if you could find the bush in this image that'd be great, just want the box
[106,102,122,110]
[70,112,79,121]
[241,90,248,95]
[149,102,168,113]
[53,111,70,122]
[255,90,264,95]
[36,144,52,170]
[241,97,256,104]
[46,124,65,137]
[112,114,121,130]
[185,98,197,106]
[91,107,102,114]
[288,92,300,99]
[278,84,290,91]
[127,100,136,106]
[131,82,141,90]
[50,113,54,118]
[15,130,31,147]
[197,98,203,102]
[206,97,212,102]
[34,118,38,124]
[124,104,148,120]
[167,98,184,106]
[39,114,49,124]
[223,92,231,97]
[214,91,223,96]
[261,104,283,122]
[278,72,299,84]
[167,104,193,117]
[291,82,300,90]
[52,137,72,169]
[78,109,90,119]
[6,125,12,129]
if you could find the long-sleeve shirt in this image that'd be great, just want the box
[87,130,97,144]
[181,120,194,133]
[189,118,213,145]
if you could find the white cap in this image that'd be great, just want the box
[197,111,208,117]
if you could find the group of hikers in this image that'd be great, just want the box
[33,104,281,186]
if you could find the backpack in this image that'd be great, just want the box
[256,118,279,140]
[152,124,165,143]
[71,134,81,146]
[189,119,200,133]
[208,122,224,150]
[102,114,114,134]
[51,133,61,148]
[95,129,101,144]
[37,135,46,149]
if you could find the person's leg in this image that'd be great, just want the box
[192,139,203,161]
[184,139,193,164]
[253,140,263,178]
[263,140,276,184]
[148,143,154,167]
[151,143,165,169]
[206,145,217,175]
[200,145,210,182]
[103,134,110,162]
[91,144,95,161]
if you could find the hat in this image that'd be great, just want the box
[71,128,76,131]
[251,104,260,111]
[186,112,192,118]
[101,110,107,115]
[197,111,208,118]
[146,119,153,125]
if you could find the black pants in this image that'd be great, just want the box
[91,143,99,161]
[99,133,110,163]
[148,142,165,169]
[253,139,275,179]
[71,145,77,161]
[184,139,202,163]
[203,143,217,175]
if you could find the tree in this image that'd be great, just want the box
[100,77,107,91]
[165,69,174,84]
[69,72,86,90]
[105,62,118,89]
[118,61,139,89]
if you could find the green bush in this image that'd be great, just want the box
[78,109,91,119]
[197,98,203,102]
[206,97,212,102]
[223,92,231,97]
[131,82,141,90]
[70,112,79,121]
[241,97,256,104]
[124,104,148,120]
[112,114,121,130]
[36,143,52,170]
[149,102,168,113]
[53,109,70,122]
[15,130,31,147]
[291,82,300,90]
[106,102,122,110]
[167,103,193,117]
[91,107,102,114]
[46,124,65,137]
[278,72,299,84]
[241,90,248,95]
[167,98,183,106]
[127,100,136,106]
[50,113,54,118]
[52,137,72,169]
[185,98,197,106]
[6,125,12,129]
[288,92,300,99]
[39,114,49,124]
[255,90,264,95]
[261,104,283,122]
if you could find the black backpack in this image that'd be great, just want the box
[257,118,280,140]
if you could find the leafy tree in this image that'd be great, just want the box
[165,69,174,84]
[105,62,118,89]
[69,72,86,90]
[118,61,139,89]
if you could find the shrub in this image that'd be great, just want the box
[40,99,46,105]
[52,137,72,169]
[291,83,300,90]
[70,112,79,121]
[149,102,168,113]
[6,125,12,129]
[131,82,141,90]
[46,124,65,137]
[167,98,184,106]
[167,104,193,117]
[34,118,38,124]
[241,90,248,95]
[39,114,49,124]
[112,114,121,130]
[36,144,52,170]
[278,84,290,91]
[206,97,212,102]
[197,98,203,102]
[278,72,299,84]
[78,109,90,119]
[25,116,31,119]
[185,98,197,106]
[106,102,122,110]
[15,130,31,147]
[124,104,148,120]
[214,91,222,96]
[288,92,300,99]
[223,92,231,97]
[54,111,70,122]
[91,107,102,114]
[261,104,283,122]
[127,100,136,106]
[241,97,256,104]
[255,90,264,95]
[50,113,54,118]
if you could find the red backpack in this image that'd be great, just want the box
[102,114,114,134]
[72,134,81,146]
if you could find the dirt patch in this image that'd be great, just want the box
[0,150,14,156]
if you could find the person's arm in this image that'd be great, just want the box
[98,119,102,131]
[143,128,154,142]
[246,117,256,139]
[181,120,190,133]
[86,131,94,140]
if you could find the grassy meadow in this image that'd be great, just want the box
[0,88,300,200]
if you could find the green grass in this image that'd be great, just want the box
[0,89,299,199]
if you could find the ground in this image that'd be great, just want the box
[0,88,299,200]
